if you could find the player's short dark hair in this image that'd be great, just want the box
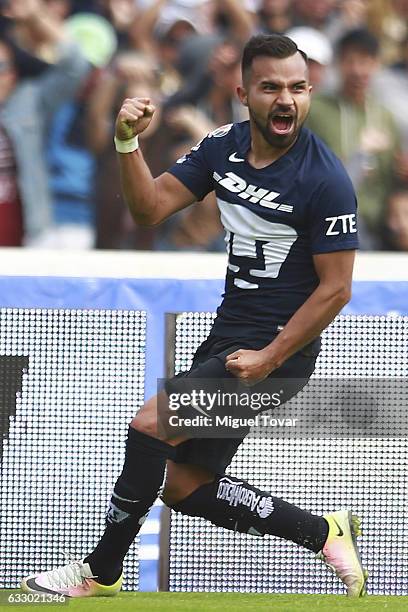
[336,28,380,58]
[241,34,308,79]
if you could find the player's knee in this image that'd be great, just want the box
[129,415,157,438]
[129,393,161,439]
[130,410,159,439]
[129,392,189,443]
[161,481,198,507]
[161,463,215,506]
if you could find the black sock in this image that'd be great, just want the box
[84,427,176,584]
[171,474,329,553]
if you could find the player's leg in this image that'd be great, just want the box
[20,336,230,597]
[82,392,187,584]
[21,391,186,597]
[161,339,331,550]
[162,455,367,597]
[162,460,329,551]
[91,334,241,579]
[157,336,367,596]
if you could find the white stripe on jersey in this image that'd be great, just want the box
[234,278,259,290]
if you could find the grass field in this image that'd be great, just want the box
[1,592,407,612]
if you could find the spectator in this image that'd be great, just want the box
[193,39,247,125]
[1,0,405,252]
[154,36,249,251]
[153,189,225,251]
[257,0,293,34]
[88,49,226,251]
[160,32,224,107]
[11,0,75,59]
[375,0,408,64]
[325,0,370,43]
[42,12,117,249]
[135,0,255,57]
[385,189,408,250]
[211,0,257,42]
[307,28,400,249]
[87,51,165,249]
[286,26,333,89]
[162,35,246,117]
[0,0,89,247]
[133,0,255,109]
[70,0,99,12]
[373,34,408,252]
[154,106,224,251]
[292,0,336,32]
[99,0,139,48]
[373,35,408,182]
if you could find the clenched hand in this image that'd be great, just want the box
[115,97,155,141]
[225,348,276,386]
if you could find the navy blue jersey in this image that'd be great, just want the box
[168,121,358,339]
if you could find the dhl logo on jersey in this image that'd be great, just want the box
[213,171,293,213]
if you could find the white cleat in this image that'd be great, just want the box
[20,553,122,598]
[317,510,368,597]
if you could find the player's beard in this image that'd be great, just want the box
[249,107,304,150]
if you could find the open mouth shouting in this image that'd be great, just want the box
[269,111,296,136]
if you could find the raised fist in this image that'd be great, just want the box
[115,97,156,141]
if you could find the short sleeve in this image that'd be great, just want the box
[167,134,214,202]
[309,170,359,254]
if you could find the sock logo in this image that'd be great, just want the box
[217,477,274,518]
[256,496,274,518]
[107,502,131,524]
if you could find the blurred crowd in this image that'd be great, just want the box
[0,0,407,252]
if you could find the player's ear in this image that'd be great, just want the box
[237,86,248,107]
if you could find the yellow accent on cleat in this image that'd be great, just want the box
[317,510,368,597]
[89,574,123,596]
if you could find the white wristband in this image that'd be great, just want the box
[114,135,139,153]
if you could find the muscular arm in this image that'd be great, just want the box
[119,150,198,226]
[115,97,199,225]
[226,250,355,384]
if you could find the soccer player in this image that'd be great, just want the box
[21,34,367,598]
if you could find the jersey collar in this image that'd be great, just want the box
[236,121,309,169]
